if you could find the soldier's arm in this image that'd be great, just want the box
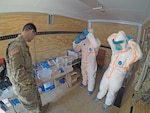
[8,45,28,85]
[134,50,150,91]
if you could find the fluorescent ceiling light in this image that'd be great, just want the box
[92,6,103,10]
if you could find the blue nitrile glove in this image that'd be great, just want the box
[79,34,86,41]
[80,29,89,41]
[74,35,86,44]
[74,35,81,44]
[74,29,89,44]
[126,35,133,40]
[82,29,89,35]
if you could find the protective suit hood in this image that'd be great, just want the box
[114,31,128,50]
[87,33,101,48]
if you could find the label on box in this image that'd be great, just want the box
[41,80,55,92]
[10,98,20,105]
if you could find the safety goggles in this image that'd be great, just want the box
[113,39,124,45]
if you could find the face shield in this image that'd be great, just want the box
[113,39,124,51]
[113,31,128,50]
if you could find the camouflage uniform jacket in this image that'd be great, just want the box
[5,35,36,96]
[132,49,150,105]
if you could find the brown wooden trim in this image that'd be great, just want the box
[0,31,81,41]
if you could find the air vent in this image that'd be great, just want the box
[48,15,54,25]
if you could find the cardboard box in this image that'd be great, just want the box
[66,71,81,87]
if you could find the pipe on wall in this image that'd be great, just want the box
[88,19,142,44]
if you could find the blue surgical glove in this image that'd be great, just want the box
[74,35,81,44]
[79,34,86,41]
[82,29,89,35]
[126,36,133,40]
[74,35,86,44]
[74,29,89,44]
[78,29,89,41]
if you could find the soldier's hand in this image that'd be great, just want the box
[36,79,43,86]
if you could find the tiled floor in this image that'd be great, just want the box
[5,68,119,113]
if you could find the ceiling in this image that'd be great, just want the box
[0,0,150,25]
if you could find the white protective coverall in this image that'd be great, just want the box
[73,30,101,92]
[96,31,143,106]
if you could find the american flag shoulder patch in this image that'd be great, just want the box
[10,48,20,55]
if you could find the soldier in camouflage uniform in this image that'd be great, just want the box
[132,35,150,105]
[5,23,48,113]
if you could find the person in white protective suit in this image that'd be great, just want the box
[92,30,143,110]
[73,28,101,96]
